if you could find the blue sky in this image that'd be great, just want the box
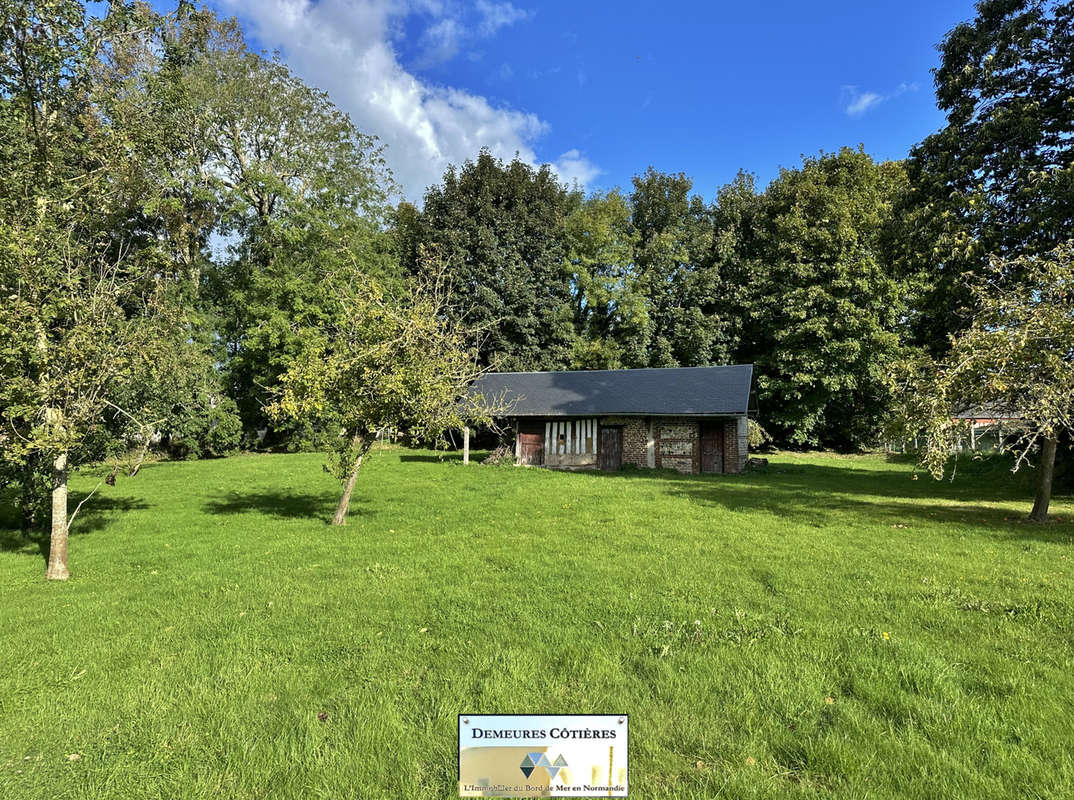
[198,0,977,202]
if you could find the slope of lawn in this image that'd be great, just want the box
[1,448,1073,799]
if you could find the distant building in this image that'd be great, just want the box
[953,405,1023,451]
[468,365,754,474]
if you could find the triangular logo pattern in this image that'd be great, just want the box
[519,751,569,780]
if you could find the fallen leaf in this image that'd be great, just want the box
[66,754,81,762]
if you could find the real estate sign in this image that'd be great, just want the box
[458,714,628,797]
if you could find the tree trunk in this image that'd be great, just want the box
[332,436,369,526]
[1028,436,1057,524]
[45,451,70,580]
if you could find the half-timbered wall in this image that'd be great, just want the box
[543,418,598,467]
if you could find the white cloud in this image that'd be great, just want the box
[214,0,597,202]
[845,90,881,116]
[417,17,464,66]
[553,149,601,189]
[475,0,532,36]
[842,82,918,117]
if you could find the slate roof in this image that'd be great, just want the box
[952,404,1023,420]
[468,364,753,417]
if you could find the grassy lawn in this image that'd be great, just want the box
[1,449,1073,799]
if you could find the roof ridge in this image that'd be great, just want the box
[481,363,753,376]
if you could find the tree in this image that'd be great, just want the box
[735,149,909,448]
[0,211,183,579]
[563,190,647,369]
[0,1,192,578]
[889,241,1074,522]
[904,0,1074,353]
[196,47,396,443]
[400,150,578,372]
[268,268,496,525]
[629,168,730,367]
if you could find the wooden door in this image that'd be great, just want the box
[700,421,724,474]
[598,426,622,471]
[518,422,544,465]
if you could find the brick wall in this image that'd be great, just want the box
[723,420,738,473]
[600,416,649,467]
[656,418,700,474]
[589,415,747,474]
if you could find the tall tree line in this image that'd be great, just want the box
[4,0,1073,554]
[398,0,1074,450]
[396,147,910,449]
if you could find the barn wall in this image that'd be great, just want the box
[596,416,648,467]
[542,418,598,467]
[655,418,700,474]
[514,415,748,474]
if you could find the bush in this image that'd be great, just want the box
[748,419,774,451]
[164,395,243,459]
[481,445,515,466]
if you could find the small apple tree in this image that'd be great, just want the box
[889,241,1074,522]
[269,269,498,525]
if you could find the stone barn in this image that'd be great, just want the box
[469,365,754,474]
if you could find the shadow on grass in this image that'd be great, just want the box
[399,452,469,464]
[0,494,150,562]
[203,490,349,521]
[577,463,1074,544]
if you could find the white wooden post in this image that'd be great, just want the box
[514,421,521,464]
[463,426,470,464]
[969,423,976,451]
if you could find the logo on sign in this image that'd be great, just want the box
[519,752,568,779]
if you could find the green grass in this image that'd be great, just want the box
[2,448,1073,799]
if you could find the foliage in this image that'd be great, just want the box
[194,44,396,442]
[398,150,578,371]
[747,419,773,451]
[903,0,1074,353]
[630,167,731,368]
[564,190,647,369]
[734,149,909,448]
[0,1,201,576]
[888,241,1074,521]
[161,394,243,460]
[268,267,496,523]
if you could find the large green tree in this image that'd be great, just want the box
[629,168,731,368]
[269,268,496,525]
[200,49,395,444]
[563,190,647,369]
[92,2,397,447]
[734,149,909,448]
[0,0,189,578]
[399,150,578,372]
[904,0,1074,353]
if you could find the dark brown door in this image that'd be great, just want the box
[700,421,724,474]
[518,422,544,465]
[599,426,622,471]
